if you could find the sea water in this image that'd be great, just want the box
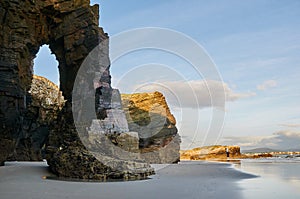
[237,157,300,199]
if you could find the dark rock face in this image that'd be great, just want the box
[0,0,154,179]
[121,92,181,164]
[0,0,102,166]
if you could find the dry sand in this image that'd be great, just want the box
[0,160,256,199]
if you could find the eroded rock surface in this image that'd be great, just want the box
[121,92,181,163]
[0,0,154,179]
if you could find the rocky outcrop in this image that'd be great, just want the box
[0,0,154,179]
[180,145,273,160]
[180,145,241,160]
[121,92,181,163]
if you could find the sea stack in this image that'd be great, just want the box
[121,92,181,163]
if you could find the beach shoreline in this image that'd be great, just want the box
[2,159,300,198]
[0,160,256,199]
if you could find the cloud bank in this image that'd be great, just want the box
[221,129,300,150]
[279,123,300,128]
[136,80,255,109]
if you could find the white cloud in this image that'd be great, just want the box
[275,130,300,138]
[135,80,255,109]
[279,123,300,128]
[257,80,277,90]
[221,135,278,148]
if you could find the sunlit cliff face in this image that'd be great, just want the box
[121,91,181,163]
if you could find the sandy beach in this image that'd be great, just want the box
[2,159,300,199]
[0,161,255,199]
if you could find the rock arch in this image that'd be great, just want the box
[1,0,103,154]
[0,0,154,179]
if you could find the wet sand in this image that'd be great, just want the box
[237,159,300,199]
[0,160,256,199]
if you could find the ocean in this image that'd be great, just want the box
[236,157,300,199]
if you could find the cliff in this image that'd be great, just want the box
[180,145,272,160]
[121,92,181,163]
[180,145,241,160]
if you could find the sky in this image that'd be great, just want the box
[34,0,300,150]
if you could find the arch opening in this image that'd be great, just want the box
[8,45,65,161]
[33,45,59,85]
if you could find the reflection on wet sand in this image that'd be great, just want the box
[206,157,300,198]
[237,159,300,199]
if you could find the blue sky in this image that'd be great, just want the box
[34,0,300,150]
